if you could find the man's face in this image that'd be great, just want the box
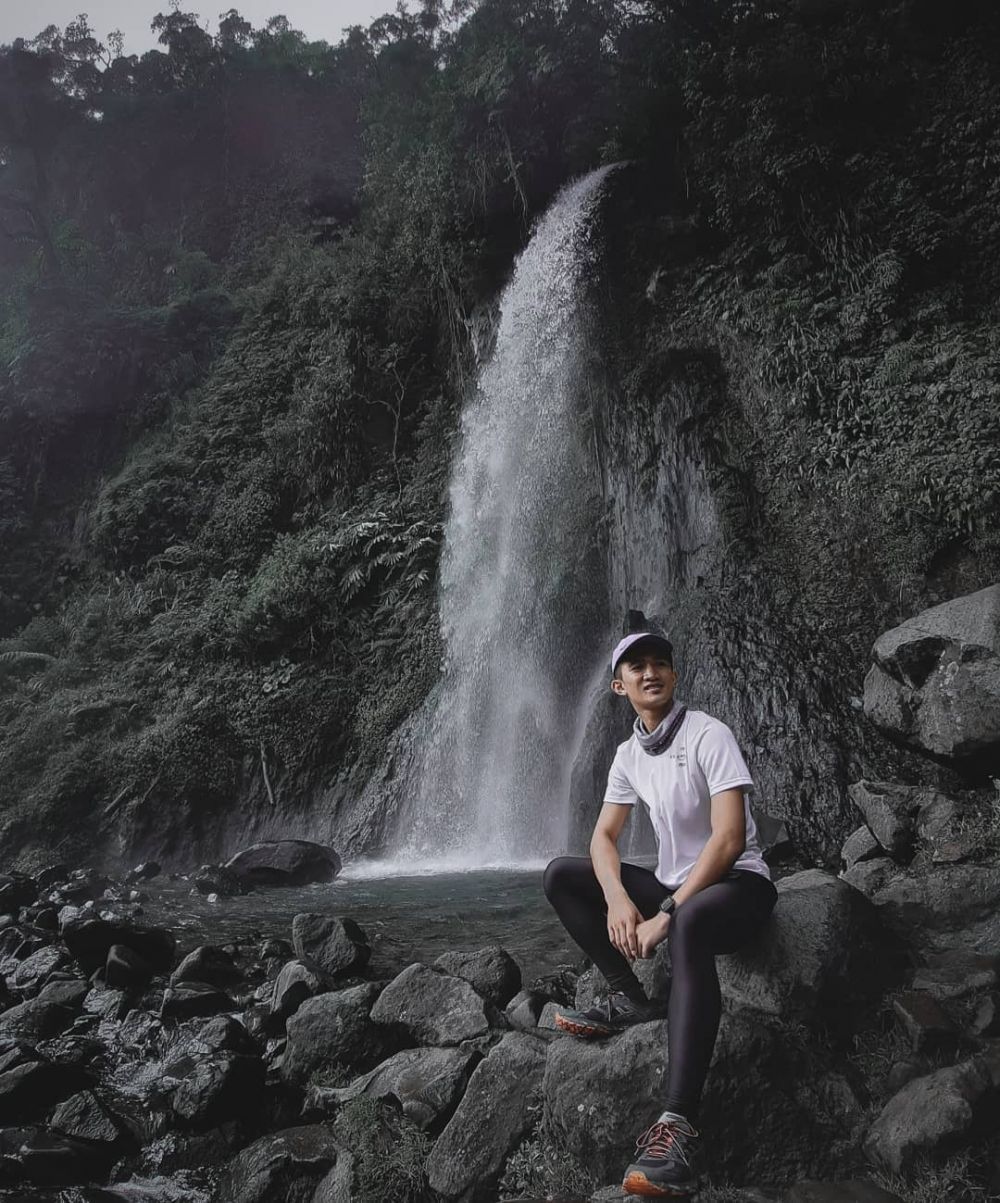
[611,647,677,711]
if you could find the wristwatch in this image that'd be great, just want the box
[658,895,677,917]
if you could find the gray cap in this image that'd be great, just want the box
[611,631,674,674]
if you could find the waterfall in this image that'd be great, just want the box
[390,166,619,869]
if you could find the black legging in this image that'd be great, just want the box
[542,856,777,1123]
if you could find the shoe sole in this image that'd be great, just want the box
[622,1170,694,1197]
[553,1013,615,1038]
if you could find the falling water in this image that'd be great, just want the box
[392,166,619,868]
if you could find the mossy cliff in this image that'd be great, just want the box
[1,0,998,867]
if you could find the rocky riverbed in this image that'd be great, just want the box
[0,588,998,1202]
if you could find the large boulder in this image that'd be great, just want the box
[61,917,175,975]
[863,584,1000,765]
[171,1054,265,1128]
[426,1033,546,1200]
[291,915,370,978]
[370,963,494,1046]
[271,959,334,1023]
[281,984,387,1085]
[0,979,87,1041]
[170,946,243,990]
[211,1124,341,1203]
[305,1045,481,1132]
[717,870,898,1028]
[433,946,522,1009]
[865,1055,999,1173]
[223,841,342,889]
[9,945,69,995]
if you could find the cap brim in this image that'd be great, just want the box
[611,632,673,673]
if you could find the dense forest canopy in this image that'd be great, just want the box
[1,0,998,865]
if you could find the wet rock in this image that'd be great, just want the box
[10,943,68,994]
[840,826,881,869]
[172,1053,265,1128]
[863,584,1000,764]
[885,1059,923,1095]
[0,1057,89,1121]
[911,949,999,1001]
[291,914,371,977]
[281,984,386,1085]
[786,1183,906,1202]
[171,945,243,990]
[87,1176,212,1201]
[865,1056,997,1173]
[434,945,523,1009]
[50,1088,127,1145]
[0,873,36,913]
[62,916,175,974]
[847,781,925,860]
[32,906,59,931]
[0,977,87,1040]
[306,1045,481,1131]
[370,963,493,1046]
[106,943,155,990]
[718,869,896,1026]
[84,983,129,1020]
[161,981,235,1021]
[0,1124,111,1186]
[427,1032,546,1200]
[223,840,342,889]
[193,863,247,897]
[891,991,957,1053]
[271,959,333,1022]
[195,1015,257,1056]
[36,864,70,891]
[211,1123,341,1203]
[126,862,162,884]
[260,937,294,963]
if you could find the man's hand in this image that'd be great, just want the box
[636,913,670,959]
[607,894,644,959]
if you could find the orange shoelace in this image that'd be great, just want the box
[635,1120,696,1164]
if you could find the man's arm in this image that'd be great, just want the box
[590,802,643,959]
[635,787,747,957]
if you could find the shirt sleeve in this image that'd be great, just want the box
[694,719,754,797]
[603,746,639,806]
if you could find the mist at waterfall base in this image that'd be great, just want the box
[371,166,620,876]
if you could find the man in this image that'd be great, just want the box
[543,611,777,1198]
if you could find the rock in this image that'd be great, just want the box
[890,991,957,1053]
[885,1060,923,1095]
[106,943,155,990]
[126,862,162,883]
[281,984,386,1085]
[505,988,548,1031]
[36,864,69,891]
[292,914,371,977]
[786,1183,906,1202]
[370,963,493,1046]
[847,781,925,859]
[434,946,522,1008]
[84,982,129,1020]
[0,978,87,1040]
[427,1032,546,1199]
[161,981,235,1021]
[844,862,1000,954]
[0,873,36,913]
[0,1124,111,1186]
[718,869,897,1027]
[865,1057,996,1172]
[10,944,69,994]
[306,1045,481,1131]
[840,826,881,869]
[260,937,294,963]
[863,583,1000,764]
[912,792,976,864]
[61,917,175,974]
[193,864,248,897]
[223,840,342,889]
[972,994,1000,1037]
[527,966,579,1007]
[311,1152,354,1203]
[911,949,999,1001]
[271,959,333,1022]
[171,945,243,990]
[172,1053,265,1128]
[194,1015,257,1056]
[0,1058,89,1122]
[49,1089,127,1146]
[210,1123,341,1203]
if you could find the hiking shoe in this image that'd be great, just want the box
[622,1113,700,1197]
[553,991,663,1038]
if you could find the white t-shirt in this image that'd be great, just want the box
[603,704,771,889]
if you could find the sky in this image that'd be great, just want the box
[0,0,399,53]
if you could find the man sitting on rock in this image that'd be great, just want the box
[543,611,777,1198]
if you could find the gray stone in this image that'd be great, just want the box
[170,946,243,989]
[847,782,924,859]
[49,1090,123,1145]
[972,994,1000,1037]
[911,949,999,1001]
[160,981,235,1021]
[311,1151,355,1203]
[223,840,342,888]
[271,959,333,1022]
[370,963,493,1046]
[427,1032,545,1199]
[841,826,881,869]
[718,869,892,1024]
[863,584,1000,763]
[10,944,69,995]
[172,1053,265,1128]
[292,914,371,977]
[434,945,522,1008]
[504,988,547,1031]
[865,1057,994,1173]
[890,991,956,1053]
[0,978,86,1040]
[574,944,671,1009]
[210,1124,341,1203]
[305,1045,481,1131]
[281,984,385,1085]
[786,1183,905,1203]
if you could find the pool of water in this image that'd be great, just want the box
[140,863,604,983]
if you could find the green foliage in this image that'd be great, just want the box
[333,1096,432,1203]
[499,1105,595,1201]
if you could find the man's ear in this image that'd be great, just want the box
[610,677,626,696]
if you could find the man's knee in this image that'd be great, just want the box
[542,855,588,901]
